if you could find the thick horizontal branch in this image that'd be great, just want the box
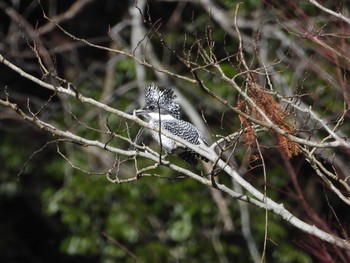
[2,96,350,250]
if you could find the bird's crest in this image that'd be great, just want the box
[145,84,181,119]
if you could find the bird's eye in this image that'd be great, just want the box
[148,105,155,110]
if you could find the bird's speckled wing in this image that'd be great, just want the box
[161,119,209,164]
[162,119,207,145]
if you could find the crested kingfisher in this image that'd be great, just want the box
[135,85,208,165]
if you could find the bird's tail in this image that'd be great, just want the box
[178,150,208,165]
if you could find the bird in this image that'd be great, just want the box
[135,84,209,165]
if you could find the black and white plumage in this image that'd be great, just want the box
[135,85,208,165]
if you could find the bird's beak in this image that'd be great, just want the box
[134,108,147,116]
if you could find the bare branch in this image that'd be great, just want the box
[307,0,350,25]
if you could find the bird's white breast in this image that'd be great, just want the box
[147,113,178,154]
